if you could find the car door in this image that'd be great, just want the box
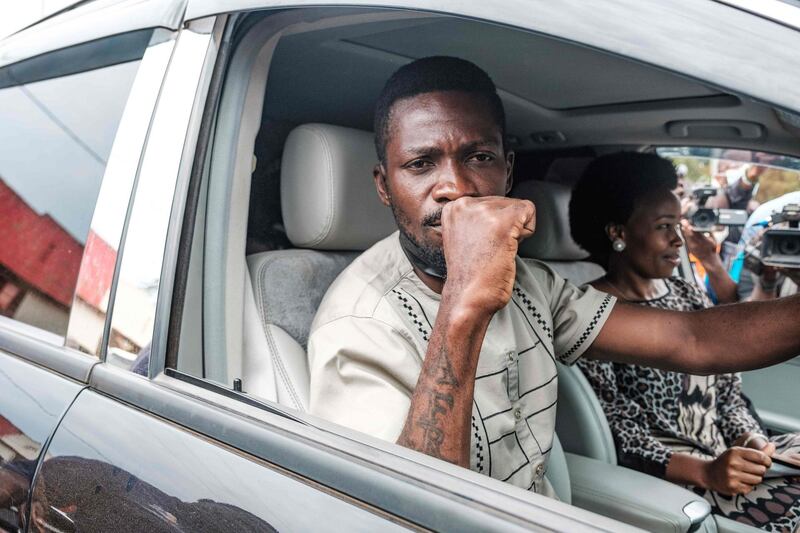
[12,5,626,532]
[0,1,182,530]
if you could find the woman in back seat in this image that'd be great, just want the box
[569,152,800,531]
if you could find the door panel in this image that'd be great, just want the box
[29,389,410,532]
[0,351,83,532]
[742,357,800,434]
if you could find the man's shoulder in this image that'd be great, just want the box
[515,257,563,294]
[312,231,411,328]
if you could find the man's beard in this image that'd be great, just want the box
[390,203,447,277]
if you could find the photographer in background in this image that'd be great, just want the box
[681,220,739,304]
[732,191,800,301]
[707,151,772,266]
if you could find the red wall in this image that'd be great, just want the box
[74,230,116,309]
[0,179,84,307]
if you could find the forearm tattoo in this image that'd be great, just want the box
[403,350,461,459]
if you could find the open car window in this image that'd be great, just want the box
[157,4,800,531]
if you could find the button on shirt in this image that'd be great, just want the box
[308,232,615,497]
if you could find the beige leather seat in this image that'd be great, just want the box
[244,123,395,411]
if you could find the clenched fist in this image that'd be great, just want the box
[440,196,535,315]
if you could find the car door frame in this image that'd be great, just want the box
[0,0,187,382]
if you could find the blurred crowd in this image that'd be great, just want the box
[674,150,800,304]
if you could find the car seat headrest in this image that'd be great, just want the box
[280,123,397,250]
[511,180,589,261]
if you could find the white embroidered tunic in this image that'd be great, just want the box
[308,232,615,497]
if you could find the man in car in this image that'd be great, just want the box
[307,56,800,498]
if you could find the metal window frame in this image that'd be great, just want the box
[0,0,187,69]
[0,22,181,381]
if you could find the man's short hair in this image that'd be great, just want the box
[373,56,506,163]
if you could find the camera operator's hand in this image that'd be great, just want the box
[701,446,772,495]
[680,197,696,217]
[681,220,717,262]
[680,220,738,303]
[442,196,536,314]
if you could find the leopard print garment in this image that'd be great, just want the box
[578,277,800,531]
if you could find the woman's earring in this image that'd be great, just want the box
[612,239,626,252]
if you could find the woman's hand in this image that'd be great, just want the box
[701,446,772,495]
[733,431,771,450]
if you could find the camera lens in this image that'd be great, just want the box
[692,208,716,229]
[777,235,800,256]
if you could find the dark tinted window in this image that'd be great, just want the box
[0,31,151,336]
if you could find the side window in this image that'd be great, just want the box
[657,147,800,204]
[0,31,151,338]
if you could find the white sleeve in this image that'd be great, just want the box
[547,272,616,365]
[307,316,421,442]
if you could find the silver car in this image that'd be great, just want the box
[1,0,799,531]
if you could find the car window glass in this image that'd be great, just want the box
[0,32,150,342]
[657,147,800,203]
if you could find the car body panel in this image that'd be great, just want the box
[84,363,631,532]
[0,351,83,531]
[29,388,414,533]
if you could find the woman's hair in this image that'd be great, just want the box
[569,152,678,267]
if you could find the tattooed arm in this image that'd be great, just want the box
[396,196,536,466]
[396,297,492,466]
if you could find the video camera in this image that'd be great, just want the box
[745,204,800,273]
[688,187,749,231]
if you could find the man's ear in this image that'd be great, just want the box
[504,150,515,195]
[373,163,392,207]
